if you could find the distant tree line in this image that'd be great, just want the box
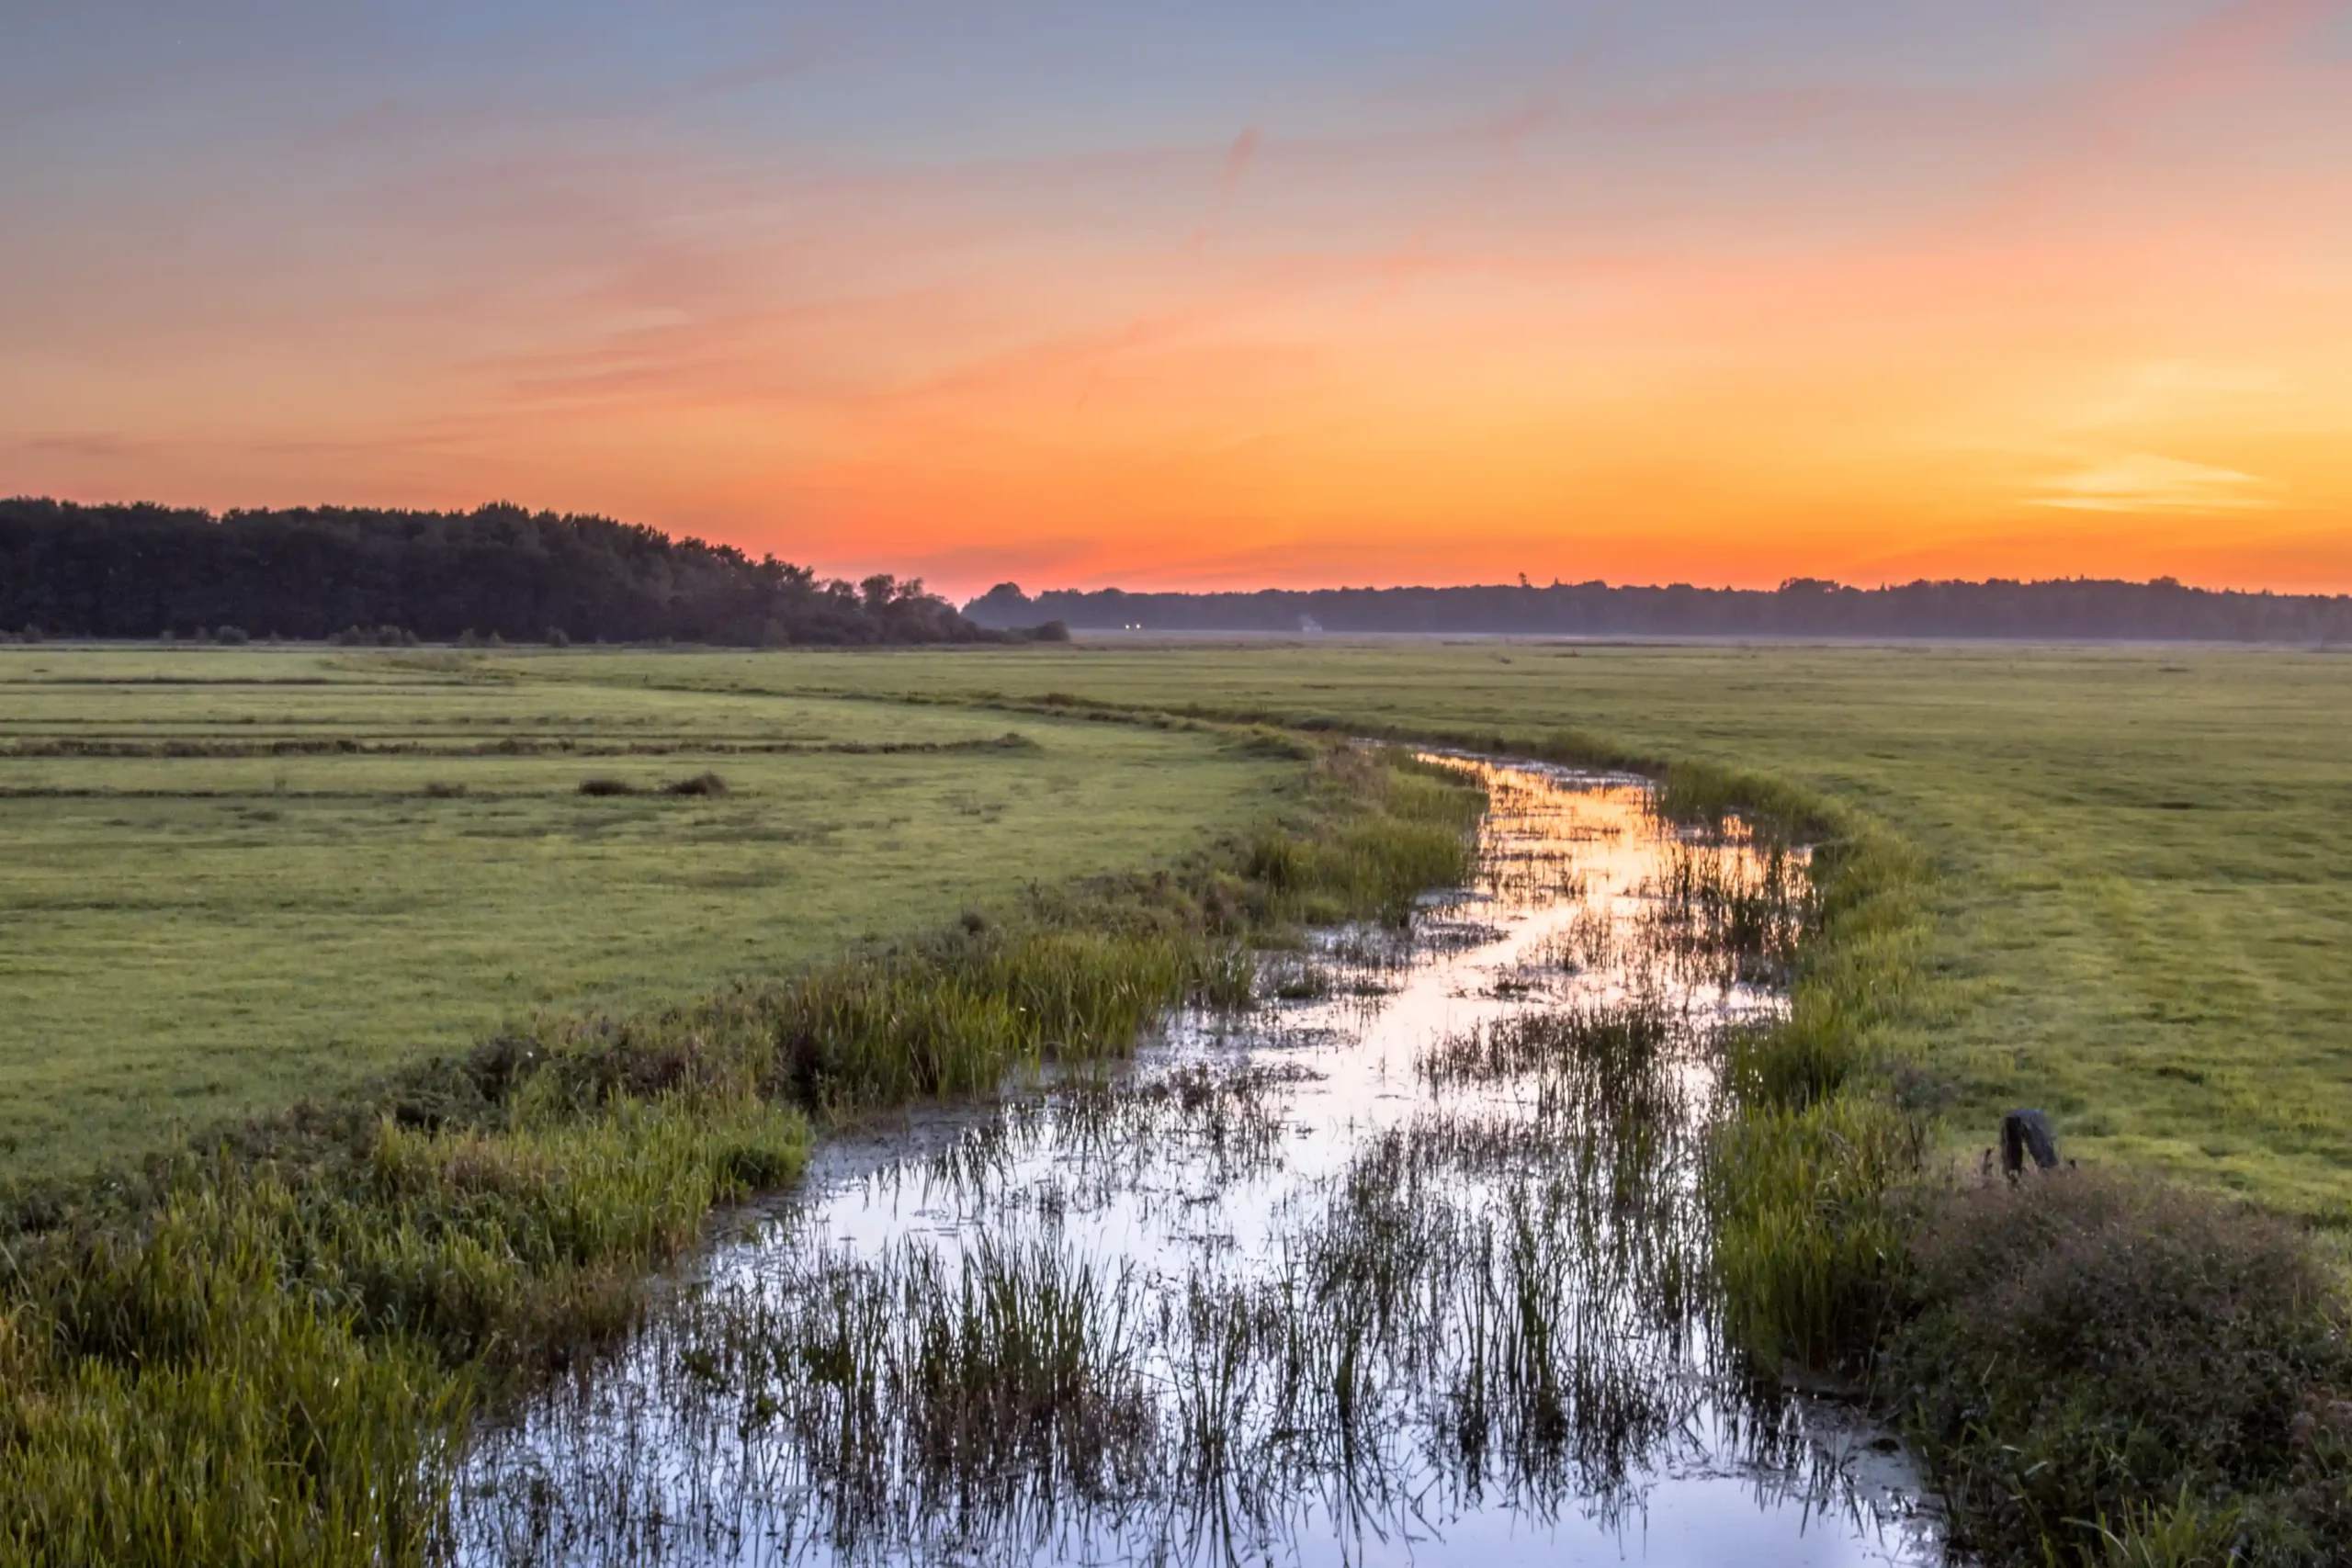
[964,575,2352,643]
[0,499,1065,646]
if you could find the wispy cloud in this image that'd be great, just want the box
[2030,454,2281,513]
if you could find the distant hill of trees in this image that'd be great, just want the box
[0,499,1063,646]
[964,577,2352,644]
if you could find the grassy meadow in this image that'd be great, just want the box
[5,636,2351,1564]
[11,637,2346,1210]
[0,648,1292,1173]
[528,640,2352,1219]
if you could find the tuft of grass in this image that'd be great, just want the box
[1234,747,1482,927]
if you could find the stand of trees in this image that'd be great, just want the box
[0,500,1063,646]
[963,576,2352,644]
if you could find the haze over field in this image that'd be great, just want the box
[6,2,2349,593]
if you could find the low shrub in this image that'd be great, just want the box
[1886,1171,2352,1566]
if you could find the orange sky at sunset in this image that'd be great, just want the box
[4,2,2348,593]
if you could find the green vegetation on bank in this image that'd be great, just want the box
[0,649,1291,1173]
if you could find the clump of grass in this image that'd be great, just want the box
[1885,1171,2352,1567]
[1263,957,1334,1000]
[1707,1087,1918,1369]
[1702,805,1934,1371]
[1235,749,1482,928]
[1651,757,1822,842]
[576,775,636,796]
[1638,837,1815,987]
[1420,1002,1676,1090]
[662,771,726,796]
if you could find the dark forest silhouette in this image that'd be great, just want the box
[0,500,1062,646]
[7,497,2343,646]
[965,575,2352,643]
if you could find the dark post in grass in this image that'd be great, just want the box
[2000,1108,2061,1180]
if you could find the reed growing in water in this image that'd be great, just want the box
[457,997,1728,1562]
[0,739,1479,1566]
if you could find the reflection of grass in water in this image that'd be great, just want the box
[1261,954,1336,1000]
[1421,1003,1679,1091]
[458,987,1841,1562]
[899,1060,1307,1213]
[1637,837,1816,988]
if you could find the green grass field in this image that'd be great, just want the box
[7,639,2349,1222]
[528,640,2352,1220]
[7,637,2350,1567]
[0,648,1291,1172]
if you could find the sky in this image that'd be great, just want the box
[3,1,2349,595]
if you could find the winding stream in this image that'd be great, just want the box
[456,757,1947,1566]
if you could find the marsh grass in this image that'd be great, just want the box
[446,782,1823,1565]
[0,738,1478,1564]
[1637,836,1815,987]
[465,1047,1734,1562]
[1,1089,804,1568]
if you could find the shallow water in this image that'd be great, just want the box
[456,759,1946,1567]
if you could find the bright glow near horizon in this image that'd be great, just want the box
[4,2,2349,593]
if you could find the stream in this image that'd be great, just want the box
[455,756,1949,1566]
